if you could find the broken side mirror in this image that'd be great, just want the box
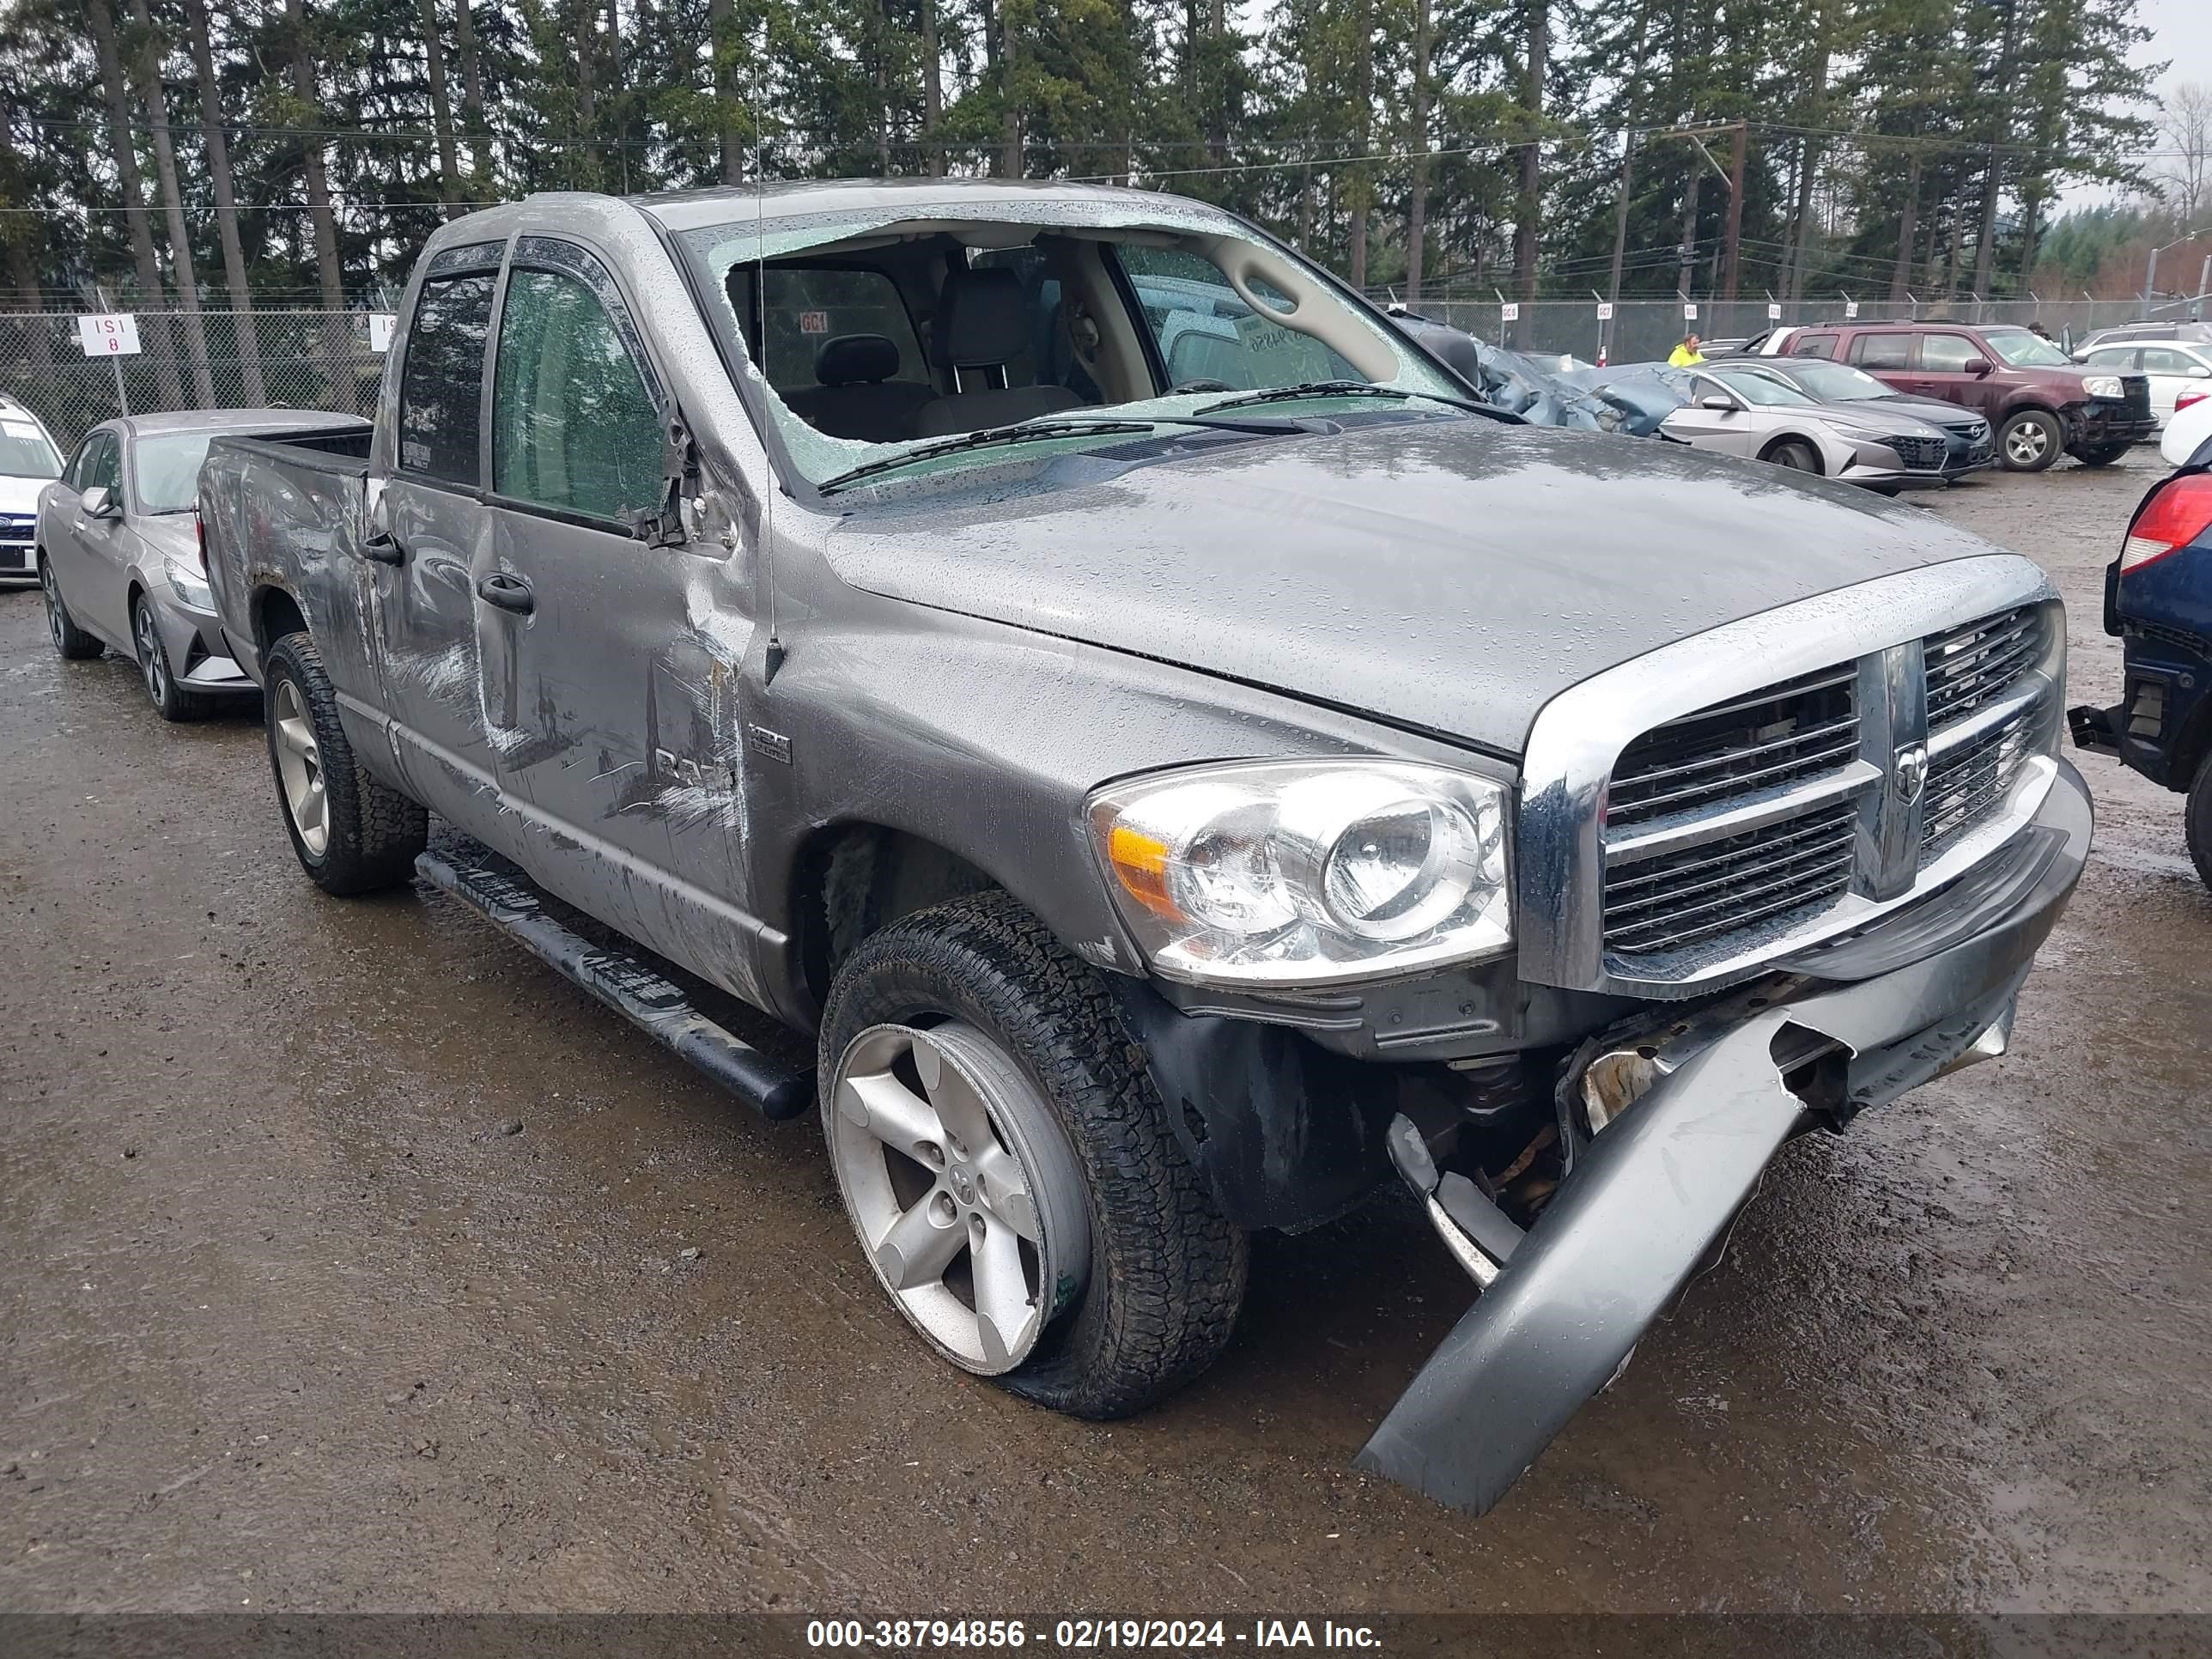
[629,405,701,550]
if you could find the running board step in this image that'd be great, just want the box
[415,841,814,1121]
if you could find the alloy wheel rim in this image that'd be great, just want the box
[136,606,165,702]
[827,1021,1090,1374]
[271,677,330,855]
[2007,424,2048,465]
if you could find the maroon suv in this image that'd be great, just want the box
[1754,319,2156,472]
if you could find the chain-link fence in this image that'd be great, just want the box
[0,311,387,448]
[1383,295,2211,367]
[4,292,2208,447]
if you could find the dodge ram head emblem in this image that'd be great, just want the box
[1894,743,1930,803]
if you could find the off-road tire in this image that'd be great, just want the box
[2187,753,2212,894]
[1763,437,1823,474]
[2000,409,2063,472]
[2074,443,2130,467]
[40,556,104,660]
[819,890,1248,1419]
[134,594,215,723]
[263,629,428,896]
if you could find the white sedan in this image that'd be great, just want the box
[2078,338,2212,425]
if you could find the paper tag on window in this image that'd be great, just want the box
[2,420,38,441]
[798,311,830,334]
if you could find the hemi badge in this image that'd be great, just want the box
[745,723,793,764]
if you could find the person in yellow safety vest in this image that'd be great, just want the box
[1668,333,1705,367]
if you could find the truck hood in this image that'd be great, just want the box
[821,418,2008,756]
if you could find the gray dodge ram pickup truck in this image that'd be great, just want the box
[199,179,2089,1516]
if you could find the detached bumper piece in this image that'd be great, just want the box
[1355,759,2091,1516]
[416,838,813,1121]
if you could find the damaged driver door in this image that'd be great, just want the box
[481,236,765,995]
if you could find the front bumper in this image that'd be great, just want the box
[0,536,33,583]
[1355,757,2091,1515]
[2070,404,2160,448]
[149,581,256,696]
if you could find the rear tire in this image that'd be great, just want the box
[262,629,428,896]
[134,594,214,722]
[819,890,1248,1419]
[1999,409,2063,471]
[40,556,103,660]
[1764,438,1823,474]
[2187,754,2212,894]
[2075,443,2130,467]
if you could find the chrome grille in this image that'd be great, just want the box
[1596,600,2055,977]
[1925,605,2043,726]
[1605,802,1858,957]
[1606,664,1857,830]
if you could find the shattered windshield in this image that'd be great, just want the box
[674,199,1472,489]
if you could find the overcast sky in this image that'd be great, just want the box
[2059,0,2209,211]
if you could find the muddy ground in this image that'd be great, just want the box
[2,451,2207,1620]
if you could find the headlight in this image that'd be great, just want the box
[2082,374,2124,400]
[1818,418,1896,446]
[163,555,212,609]
[1087,759,1512,987]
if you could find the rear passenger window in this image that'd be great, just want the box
[398,269,496,485]
[1790,333,1836,358]
[1851,334,1912,370]
[727,266,927,399]
[492,268,665,525]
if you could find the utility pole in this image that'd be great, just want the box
[1720,120,1748,301]
[1606,131,1637,362]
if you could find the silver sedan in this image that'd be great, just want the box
[36,410,364,720]
[1658,365,1958,492]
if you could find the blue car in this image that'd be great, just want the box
[2069,433,2212,885]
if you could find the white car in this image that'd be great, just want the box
[0,396,67,585]
[2161,391,2212,466]
[2077,338,2212,425]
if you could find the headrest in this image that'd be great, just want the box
[815,333,900,386]
[932,268,1030,368]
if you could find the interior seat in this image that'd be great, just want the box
[915,268,1085,437]
[781,334,936,444]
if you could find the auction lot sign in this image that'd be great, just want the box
[76,313,142,357]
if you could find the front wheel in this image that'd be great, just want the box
[1999,410,2063,471]
[2188,754,2212,893]
[134,595,213,722]
[262,629,428,896]
[2074,443,2130,467]
[819,890,1247,1419]
[1764,437,1823,474]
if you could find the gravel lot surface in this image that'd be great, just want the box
[2,448,2205,1618]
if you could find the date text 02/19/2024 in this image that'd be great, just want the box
[804,1619,1383,1650]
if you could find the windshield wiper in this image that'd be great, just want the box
[815,413,1319,495]
[1197,380,1517,422]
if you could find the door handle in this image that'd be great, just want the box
[476,571,535,615]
